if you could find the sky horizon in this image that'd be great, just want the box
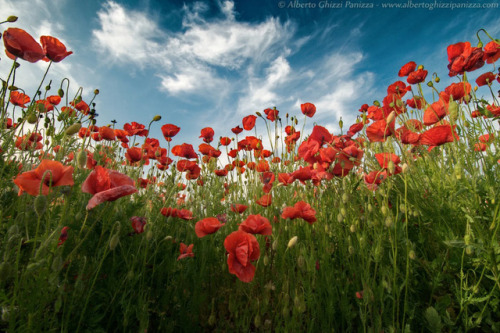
[1,0,499,153]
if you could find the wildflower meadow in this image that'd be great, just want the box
[0,14,500,332]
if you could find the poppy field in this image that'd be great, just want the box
[1,15,500,332]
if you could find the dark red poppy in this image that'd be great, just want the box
[407,69,428,85]
[172,143,197,159]
[161,124,180,142]
[224,230,260,283]
[214,169,228,177]
[476,72,496,86]
[195,217,225,238]
[264,108,279,121]
[199,127,214,143]
[447,41,484,76]
[81,166,137,210]
[58,226,69,247]
[483,41,500,64]
[232,126,244,134]
[3,28,45,62]
[14,159,74,196]
[177,243,194,260]
[406,97,424,109]
[230,203,248,214]
[387,81,408,96]
[9,91,30,108]
[301,102,316,117]
[40,36,72,62]
[398,61,417,77]
[242,115,257,131]
[131,216,147,234]
[239,214,272,235]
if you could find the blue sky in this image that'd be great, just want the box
[1,0,499,148]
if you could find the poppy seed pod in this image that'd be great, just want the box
[109,234,119,251]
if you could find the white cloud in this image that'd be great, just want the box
[92,1,292,95]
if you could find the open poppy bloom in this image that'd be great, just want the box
[231,126,243,134]
[81,165,137,210]
[256,194,272,207]
[281,201,317,224]
[264,107,279,121]
[239,214,272,235]
[224,230,260,283]
[13,159,74,196]
[3,28,46,62]
[177,243,194,260]
[398,61,417,77]
[40,36,73,62]
[9,91,30,108]
[407,69,428,84]
[199,127,214,143]
[172,143,197,159]
[195,217,225,238]
[125,122,149,137]
[230,203,248,214]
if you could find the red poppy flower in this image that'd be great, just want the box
[476,72,497,86]
[242,115,257,131]
[220,137,232,146]
[2,28,45,63]
[256,194,272,207]
[58,226,69,247]
[278,172,293,186]
[9,91,30,108]
[447,41,484,76]
[301,102,316,117]
[199,127,215,143]
[281,201,316,224]
[444,82,471,101]
[395,126,421,144]
[239,214,272,235]
[172,143,197,159]
[13,159,74,196]
[195,217,225,238]
[478,133,494,143]
[68,100,89,115]
[124,122,148,137]
[419,124,459,146]
[40,36,72,62]
[406,97,424,109]
[214,169,228,176]
[483,41,500,64]
[224,230,260,283]
[264,108,279,121]
[98,126,116,141]
[161,124,180,141]
[131,216,147,234]
[46,95,61,105]
[366,118,394,142]
[230,204,248,214]
[387,81,408,96]
[177,243,194,260]
[407,69,428,85]
[291,166,313,184]
[474,143,487,152]
[423,100,448,126]
[364,170,387,190]
[199,143,221,158]
[347,122,364,137]
[375,153,401,168]
[81,166,137,210]
[232,126,244,134]
[398,61,417,77]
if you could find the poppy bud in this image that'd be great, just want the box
[427,81,434,87]
[272,239,278,251]
[14,62,20,68]
[297,255,305,269]
[254,314,261,328]
[381,205,388,216]
[208,313,216,326]
[5,15,17,22]
[464,234,471,245]
[65,123,82,136]
[386,111,396,125]
[337,213,343,223]
[27,113,38,124]
[477,41,483,48]
[385,216,393,228]
[146,230,153,241]
[466,246,473,255]
[342,193,349,203]
[94,89,100,95]
[58,89,64,97]
[348,246,354,254]
[153,115,162,122]
[255,111,262,117]
[109,234,120,251]
[388,161,395,175]
[373,100,380,107]
[263,254,269,266]
[287,236,298,249]
[401,163,408,173]
[34,195,48,217]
